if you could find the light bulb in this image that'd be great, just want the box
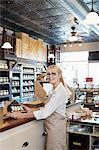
[64,44,67,48]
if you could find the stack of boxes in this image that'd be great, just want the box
[16,32,30,59]
[29,37,38,60]
[16,32,47,61]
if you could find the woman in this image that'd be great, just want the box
[7,65,69,150]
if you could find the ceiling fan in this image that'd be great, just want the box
[68,26,89,42]
[68,26,79,42]
[70,26,77,36]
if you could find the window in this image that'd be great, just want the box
[60,51,99,88]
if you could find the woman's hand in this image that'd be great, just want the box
[6,112,23,119]
[6,111,35,119]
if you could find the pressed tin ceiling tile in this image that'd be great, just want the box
[0,0,99,45]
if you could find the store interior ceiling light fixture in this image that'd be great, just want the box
[68,35,78,42]
[83,0,99,25]
[48,53,55,59]
[1,42,13,49]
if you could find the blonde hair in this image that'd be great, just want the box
[47,65,65,86]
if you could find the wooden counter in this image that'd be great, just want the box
[0,117,34,132]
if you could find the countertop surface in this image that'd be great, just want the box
[0,117,34,132]
[0,100,82,132]
[66,99,83,108]
[0,102,42,132]
[69,112,99,125]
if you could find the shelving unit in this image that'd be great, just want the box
[35,66,44,80]
[0,61,11,101]
[22,66,35,101]
[12,71,21,101]
[11,63,21,102]
[0,59,45,102]
[67,119,99,150]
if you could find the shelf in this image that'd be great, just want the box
[0,69,9,72]
[23,79,34,80]
[23,72,34,75]
[12,70,21,73]
[12,92,20,94]
[23,90,34,93]
[12,85,20,87]
[0,83,10,85]
[23,84,34,86]
[0,94,10,98]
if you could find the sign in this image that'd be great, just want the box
[86,77,93,82]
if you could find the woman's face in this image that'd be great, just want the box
[46,68,61,86]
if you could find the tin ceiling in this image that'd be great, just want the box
[0,0,99,44]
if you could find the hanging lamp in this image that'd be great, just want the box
[48,25,55,60]
[83,0,99,25]
[1,4,13,49]
[2,41,13,49]
[48,53,55,59]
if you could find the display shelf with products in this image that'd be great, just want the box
[67,119,99,150]
[22,66,35,101]
[11,63,22,102]
[35,65,46,81]
[11,71,21,101]
[0,59,46,102]
[0,61,11,101]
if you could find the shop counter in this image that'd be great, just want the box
[0,117,34,132]
[66,99,83,112]
[0,117,45,150]
[67,113,99,150]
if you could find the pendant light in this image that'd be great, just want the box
[48,25,55,60]
[68,35,78,42]
[2,41,13,49]
[48,53,55,59]
[1,2,13,49]
[83,0,99,25]
[1,28,13,49]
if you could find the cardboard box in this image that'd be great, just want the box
[16,38,22,57]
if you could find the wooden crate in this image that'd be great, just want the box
[16,38,22,57]
[16,32,30,59]
[29,37,38,60]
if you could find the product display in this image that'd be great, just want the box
[7,100,26,113]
